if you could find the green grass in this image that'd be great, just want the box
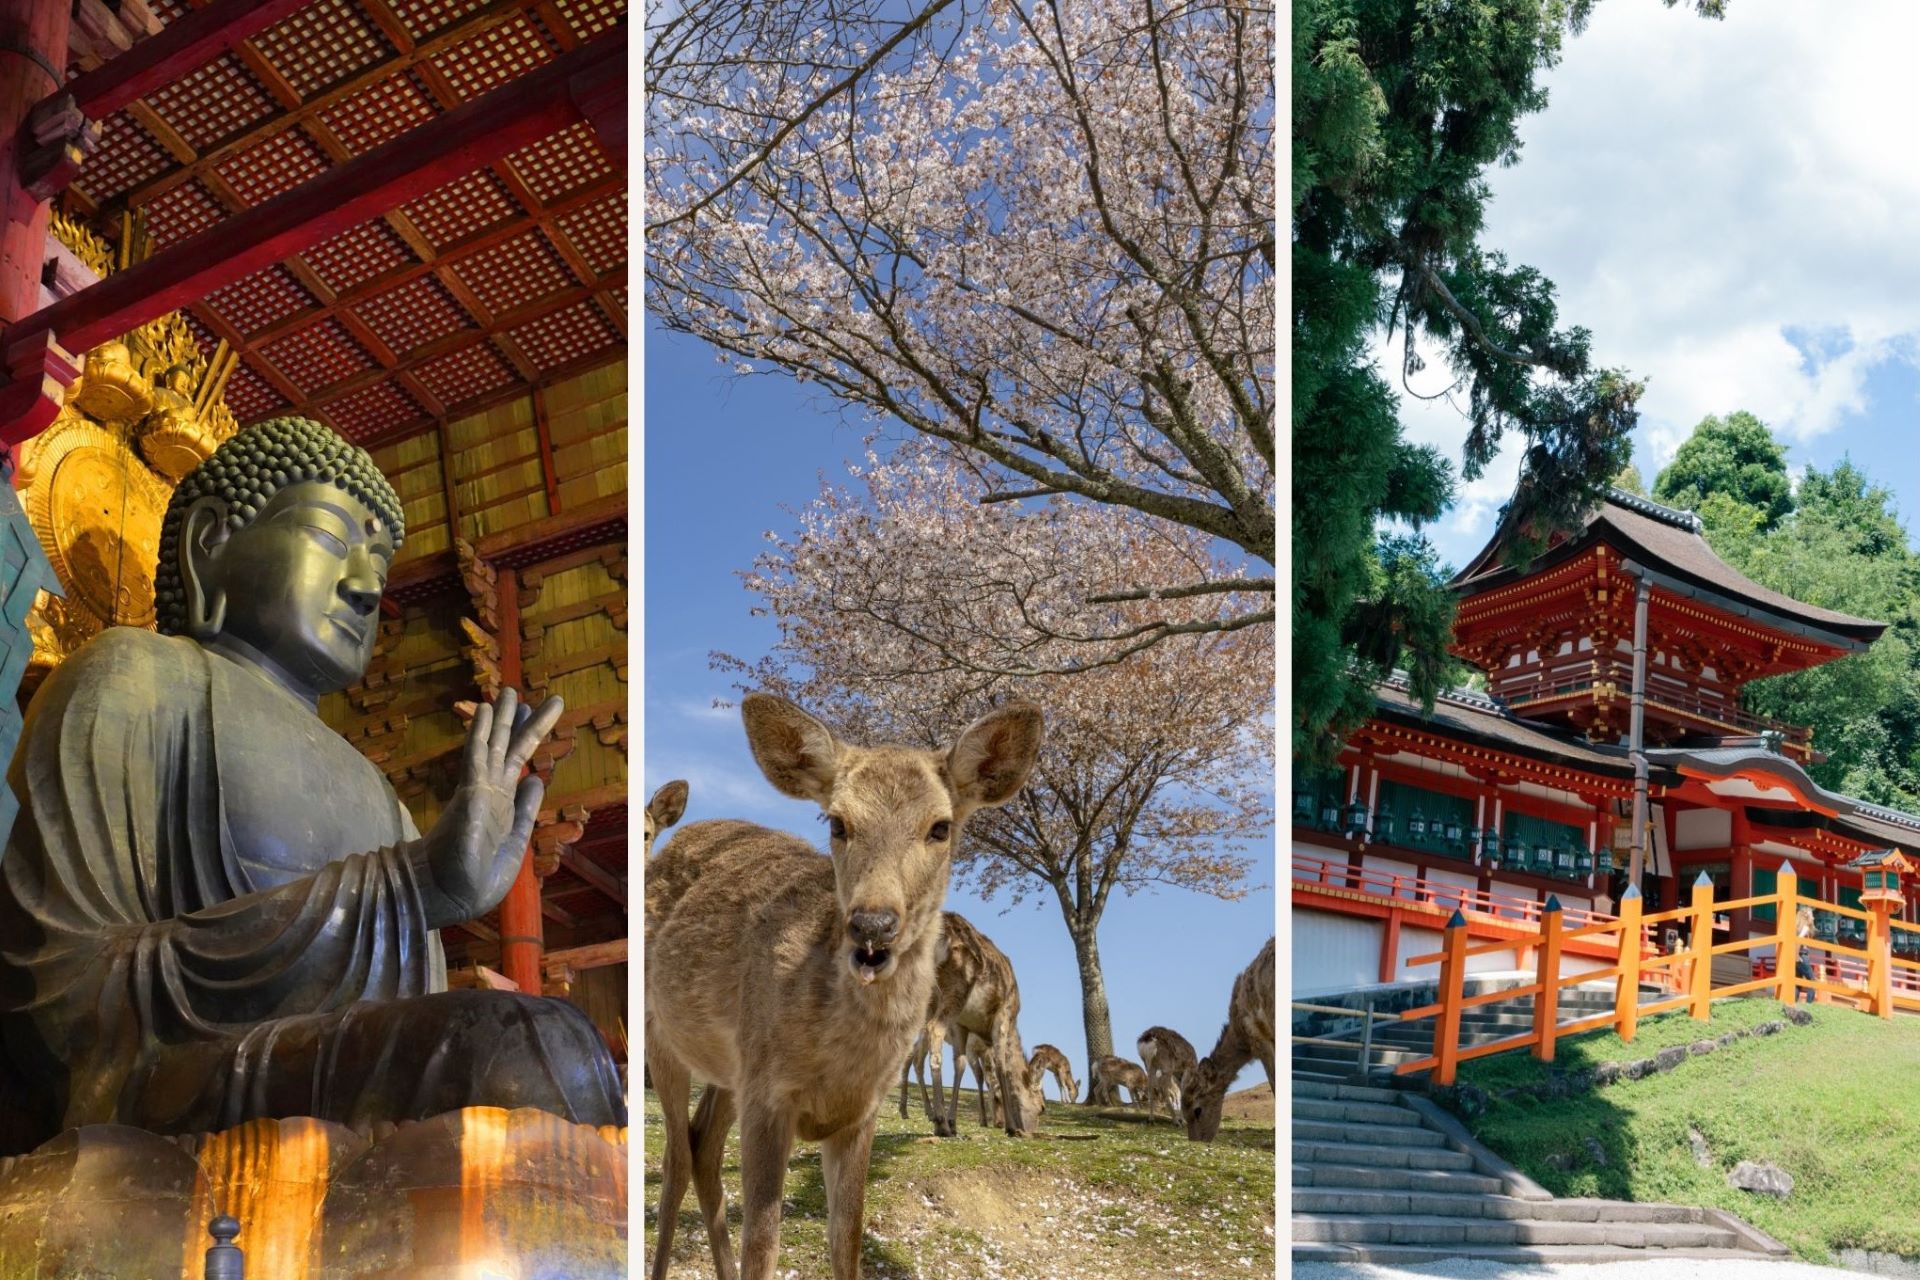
[640,1088,1275,1280]
[1449,1000,1920,1264]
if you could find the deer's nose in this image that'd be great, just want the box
[848,910,899,948]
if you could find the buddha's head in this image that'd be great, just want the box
[155,416,405,700]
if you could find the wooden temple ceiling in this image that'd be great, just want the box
[42,0,631,984]
[60,0,627,448]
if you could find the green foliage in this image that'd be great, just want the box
[1454,1003,1920,1264]
[1653,411,1796,529]
[1290,0,1717,764]
[1612,461,1649,497]
[1669,442,1920,810]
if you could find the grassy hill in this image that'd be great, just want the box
[641,1087,1276,1280]
[1446,998,1920,1265]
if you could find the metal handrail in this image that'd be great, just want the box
[1290,995,1398,1074]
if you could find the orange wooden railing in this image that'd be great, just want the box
[1394,870,1920,1085]
[1292,852,1620,931]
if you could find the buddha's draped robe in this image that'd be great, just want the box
[0,627,623,1147]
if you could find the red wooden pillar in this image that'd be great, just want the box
[1378,908,1402,984]
[494,565,545,995]
[1730,809,1753,940]
[0,1,68,326]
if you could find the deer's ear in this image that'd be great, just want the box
[742,694,840,803]
[948,703,1044,809]
[647,779,689,829]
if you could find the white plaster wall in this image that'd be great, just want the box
[1676,808,1732,851]
[1292,910,1384,996]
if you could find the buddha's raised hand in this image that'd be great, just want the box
[419,687,565,928]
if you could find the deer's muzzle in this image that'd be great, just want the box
[847,909,900,985]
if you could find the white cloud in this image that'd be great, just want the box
[1372,0,1920,553]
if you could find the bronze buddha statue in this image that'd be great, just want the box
[0,416,624,1151]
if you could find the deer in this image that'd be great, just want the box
[899,1025,1027,1126]
[1086,1054,1150,1110]
[645,693,1042,1280]
[644,779,689,856]
[1028,1044,1077,1106]
[1182,935,1276,1143]
[919,911,1044,1138]
[1136,1026,1197,1124]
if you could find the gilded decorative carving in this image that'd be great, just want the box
[16,213,241,696]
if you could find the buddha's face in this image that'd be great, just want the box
[192,480,394,698]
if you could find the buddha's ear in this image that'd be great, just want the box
[180,496,232,641]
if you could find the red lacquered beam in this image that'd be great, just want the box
[63,0,315,121]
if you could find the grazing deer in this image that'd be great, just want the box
[1182,935,1276,1143]
[900,1023,1036,1125]
[1028,1044,1078,1105]
[644,779,689,856]
[646,693,1043,1280]
[921,912,1044,1138]
[1136,1026,1197,1124]
[1087,1055,1150,1110]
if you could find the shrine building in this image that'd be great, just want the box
[1294,488,1920,995]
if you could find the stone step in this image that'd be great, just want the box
[1293,1119,1446,1148]
[1290,1080,1406,1105]
[1291,1098,1417,1126]
[1292,1213,1739,1249]
[1292,1189,1710,1224]
[1292,1162,1504,1196]
[1292,1140,1474,1172]
[1291,1244,1765,1265]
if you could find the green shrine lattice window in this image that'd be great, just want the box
[1374,778,1475,859]
[1750,868,1820,923]
[1500,810,1591,881]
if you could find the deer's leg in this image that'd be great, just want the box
[691,1083,740,1280]
[647,1043,696,1280]
[1261,1052,1275,1092]
[972,1047,990,1127]
[898,1051,911,1119]
[737,1101,797,1280]
[821,1112,878,1280]
[926,1023,953,1137]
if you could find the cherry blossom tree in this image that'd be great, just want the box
[648,0,1276,666]
[716,444,1273,1076]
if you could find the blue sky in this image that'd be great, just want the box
[1390,1,1920,574]
[640,319,1276,1097]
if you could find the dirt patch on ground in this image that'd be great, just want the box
[869,1166,1194,1280]
[1220,1084,1273,1123]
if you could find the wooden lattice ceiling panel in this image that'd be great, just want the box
[61,0,627,454]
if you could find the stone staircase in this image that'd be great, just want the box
[1290,1062,1788,1263]
[1294,979,1662,1083]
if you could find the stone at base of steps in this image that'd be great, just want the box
[1292,1243,1769,1265]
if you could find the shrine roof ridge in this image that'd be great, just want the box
[1605,486,1703,532]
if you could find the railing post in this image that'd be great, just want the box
[1434,910,1469,1087]
[1776,860,1798,1004]
[1690,871,1714,1020]
[1359,995,1375,1074]
[1615,886,1643,1044]
[1869,902,1893,1020]
[1533,897,1563,1064]
[204,1215,243,1280]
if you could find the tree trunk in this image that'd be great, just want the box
[1070,925,1114,1085]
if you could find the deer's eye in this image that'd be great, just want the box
[928,820,952,843]
[829,816,848,840]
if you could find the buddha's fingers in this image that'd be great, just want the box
[466,701,495,776]
[507,772,546,854]
[489,687,522,769]
[505,695,565,776]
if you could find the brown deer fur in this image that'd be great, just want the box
[1135,1026,1197,1124]
[1087,1054,1149,1110]
[643,779,688,856]
[921,911,1043,1138]
[1027,1043,1078,1105]
[1182,936,1276,1143]
[645,694,1043,1280]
